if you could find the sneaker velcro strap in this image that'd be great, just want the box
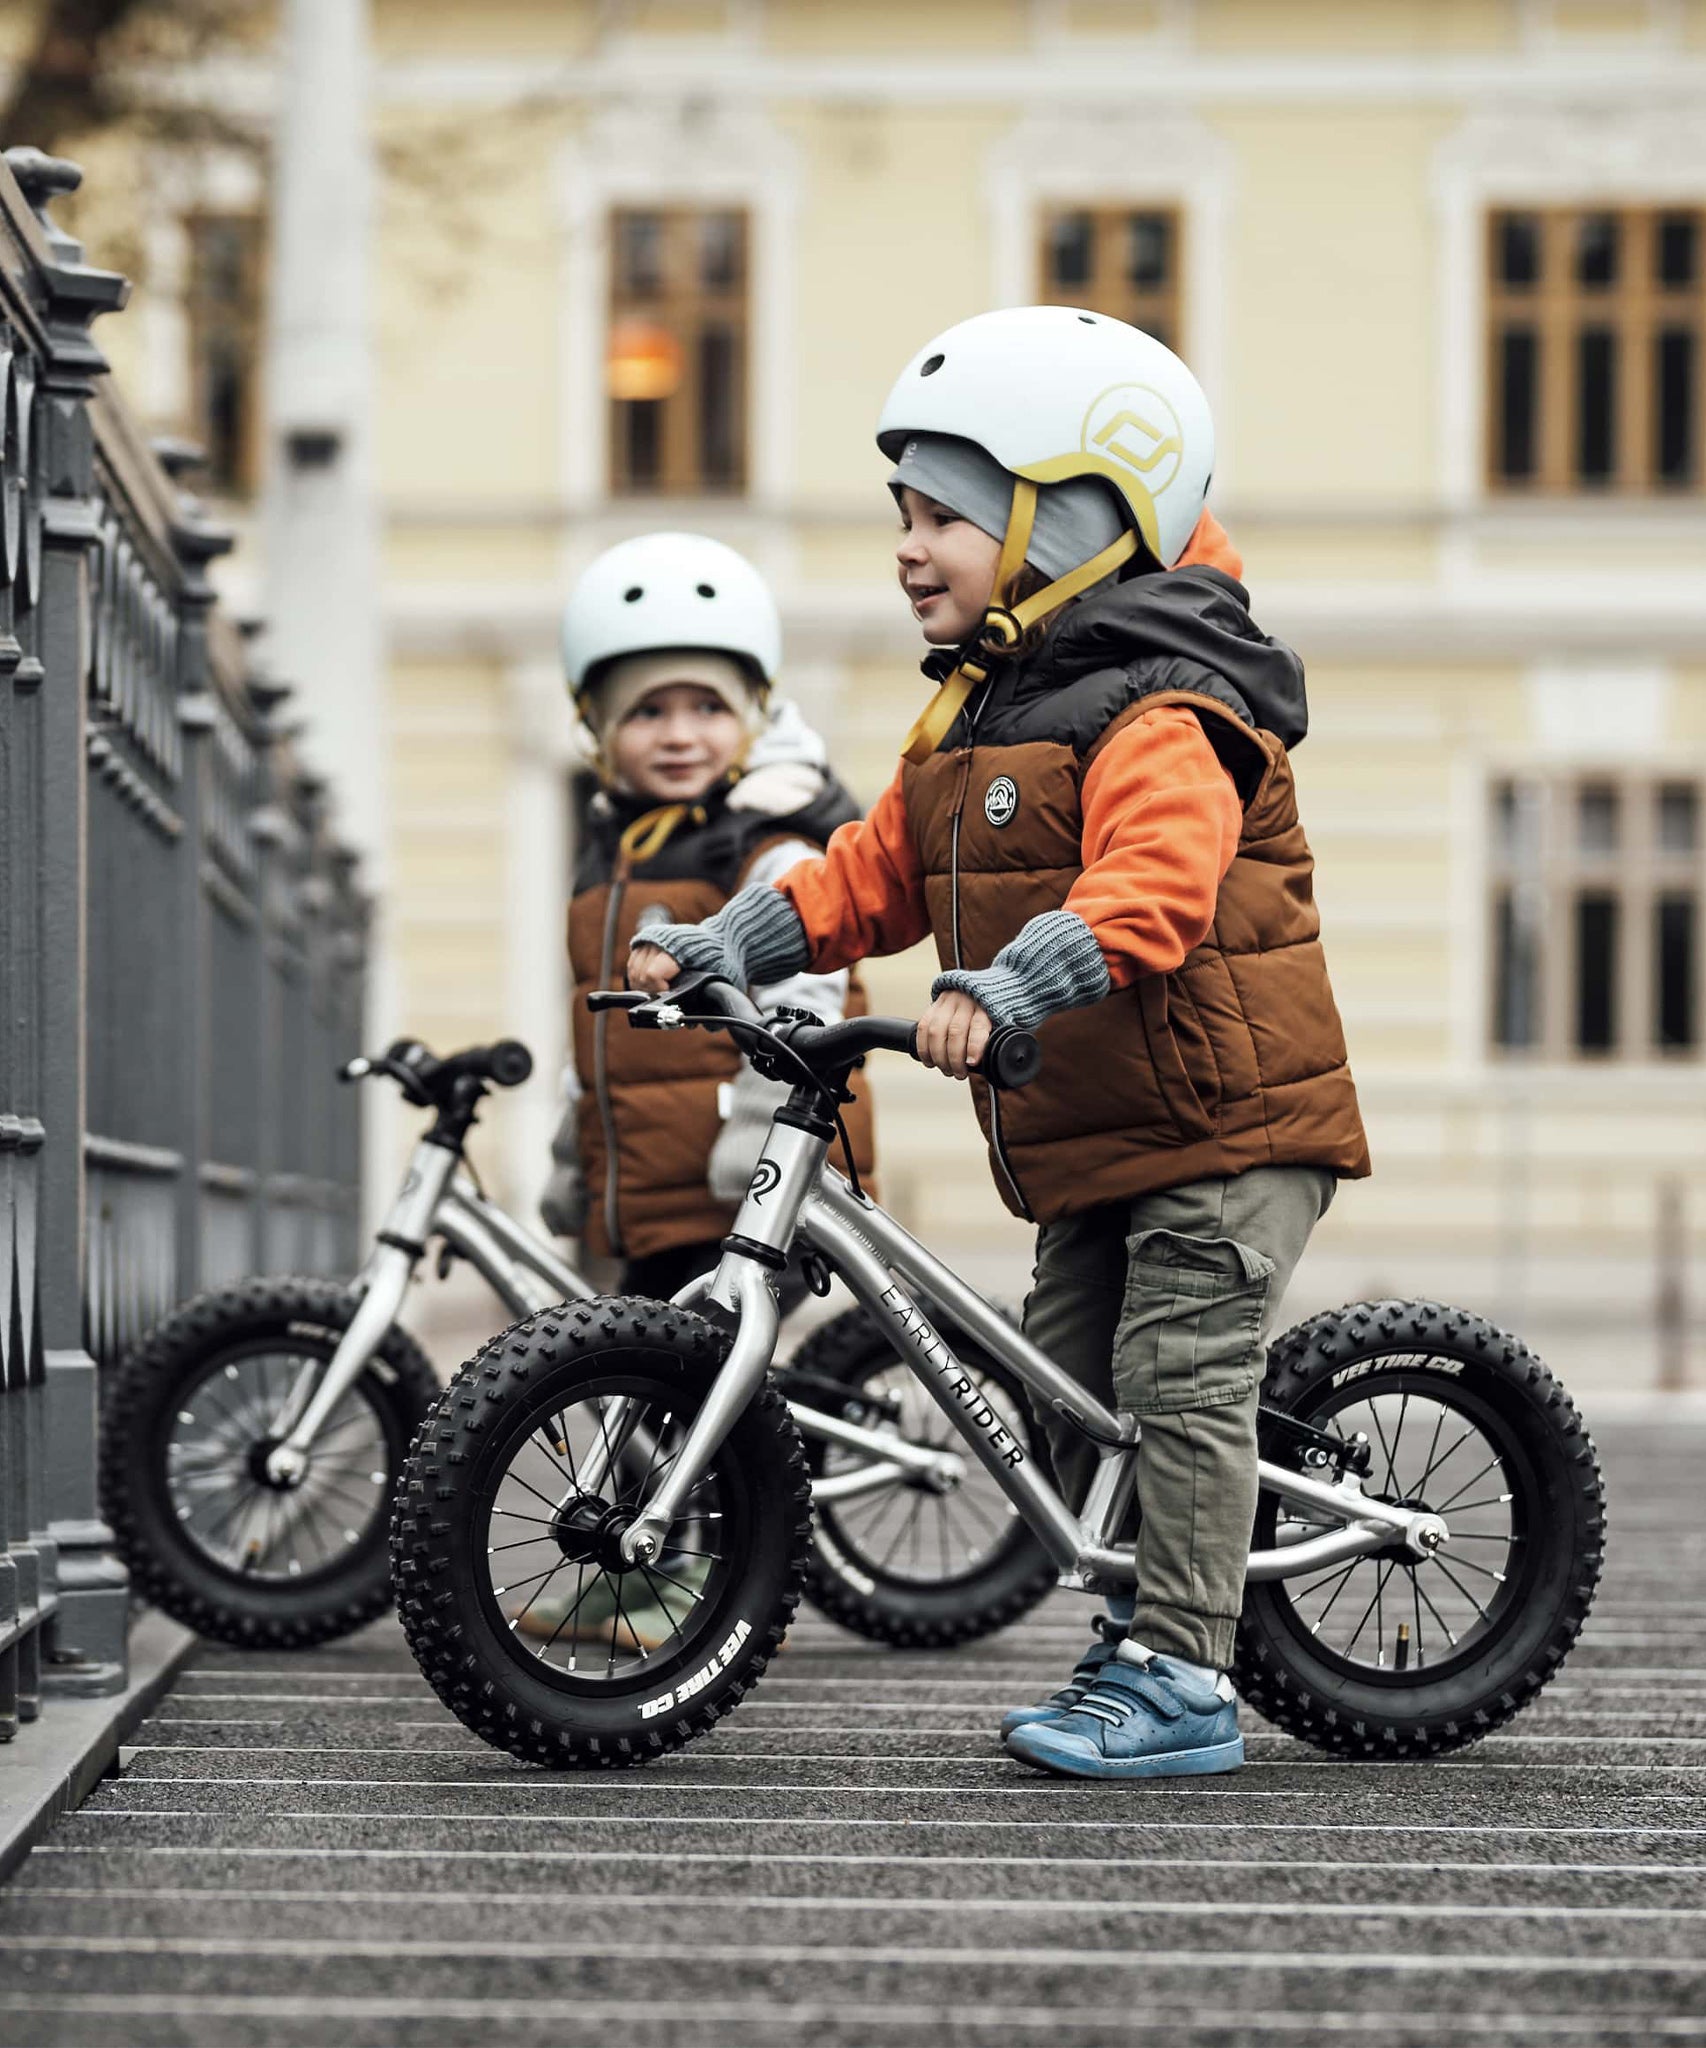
[1081,1672,1186,1723]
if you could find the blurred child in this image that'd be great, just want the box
[544,530,876,1297]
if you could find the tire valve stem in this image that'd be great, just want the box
[1395,1621,1411,1671]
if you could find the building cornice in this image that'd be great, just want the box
[376,51,1706,110]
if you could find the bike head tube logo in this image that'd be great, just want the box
[747,1158,782,1204]
[983,775,1019,829]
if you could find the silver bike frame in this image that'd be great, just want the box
[265,1137,964,1499]
[618,1116,1449,1585]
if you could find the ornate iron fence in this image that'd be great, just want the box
[0,147,367,1733]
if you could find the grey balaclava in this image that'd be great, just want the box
[888,432,1129,582]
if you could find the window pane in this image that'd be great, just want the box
[1575,213,1620,289]
[1494,889,1541,1048]
[1660,783,1699,855]
[205,336,246,492]
[1576,327,1617,482]
[615,212,664,296]
[1496,213,1541,287]
[1126,213,1171,291]
[616,398,662,489]
[1578,783,1620,853]
[1657,893,1698,1050]
[699,212,743,291]
[1658,213,1699,289]
[1656,327,1697,486]
[1049,212,1094,290]
[697,324,742,490]
[1574,891,1619,1052]
[1497,327,1540,479]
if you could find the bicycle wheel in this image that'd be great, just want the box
[784,1303,1057,1649]
[99,1278,439,1648]
[1234,1299,1605,1758]
[392,1296,812,1768]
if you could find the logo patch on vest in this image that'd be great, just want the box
[983,775,1019,829]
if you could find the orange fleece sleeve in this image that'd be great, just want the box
[1065,706,1244,987]
[777,765,933,973]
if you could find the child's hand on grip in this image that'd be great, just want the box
[916,989,992,1081]
[626,942,682,994]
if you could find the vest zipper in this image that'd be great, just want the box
[946,689,1032,1222]
[593,869,628,1257]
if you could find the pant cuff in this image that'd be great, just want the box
[1132,1600,1239,1672]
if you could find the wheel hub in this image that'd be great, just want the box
[550,1497,634,1574]
[247,1437,301,1493]
[1373,1495,1446,1561]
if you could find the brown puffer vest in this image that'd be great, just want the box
[900,568,1369,1225]
[570,780,877,1260]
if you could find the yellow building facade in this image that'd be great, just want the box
[35,0,1706,1387]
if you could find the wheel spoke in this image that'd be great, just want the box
[1431,1555,1495,1628]
[1431,1454,1504,1516]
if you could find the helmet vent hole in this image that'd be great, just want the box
[1077,314,1096,324]
[920,353,945,377]
[623,585,644,603]
[696,582,716,598]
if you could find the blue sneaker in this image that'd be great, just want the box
[998,1615,1125,1741]
[1004,1647,1244,1780]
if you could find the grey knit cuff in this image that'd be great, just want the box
[932,909,1111,1029]
[639,884,811,990]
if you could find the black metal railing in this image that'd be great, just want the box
[0,145,367,1733]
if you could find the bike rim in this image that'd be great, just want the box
[165,1345,390,1582]
[474,1369,740,1694]
[1265,1362,1536,1684]
[816,1358,1029,1588]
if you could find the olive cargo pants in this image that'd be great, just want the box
[1022,1165,1336,1670]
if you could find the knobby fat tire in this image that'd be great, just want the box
[1233,1297,1605,1759]
[788,1303,1058,1647]
[391,1296,813,1769]
[99,1276,441,1649]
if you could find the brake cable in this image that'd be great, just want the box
[637,1008,869,1201]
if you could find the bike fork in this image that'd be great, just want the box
[264,1141,457,1488]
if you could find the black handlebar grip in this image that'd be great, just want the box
[586,989,651,1013]
[982,1026,1042,1090]
[487,1039,534,1088]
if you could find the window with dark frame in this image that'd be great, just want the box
[1489,772,1702,1061]
[607,206,749,498]
[185,214,264,498]
[1487,206,1705,495]
[1038,205,1181,350]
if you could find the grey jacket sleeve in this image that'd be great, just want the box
[931,908,1111,1030]
[635,880,812,989]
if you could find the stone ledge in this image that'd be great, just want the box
[0,1609,198,1886]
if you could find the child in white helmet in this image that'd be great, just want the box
[545,532,875,1292]
[627,310,1368,1777]
[533,533,876,1650]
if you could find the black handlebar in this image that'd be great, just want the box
[592,974,1042,1092]
[340,1036,534,1108]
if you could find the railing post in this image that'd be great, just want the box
[7,149,132,1694]
[160,449,235,1305]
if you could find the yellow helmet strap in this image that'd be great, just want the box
[900,481,1139,767]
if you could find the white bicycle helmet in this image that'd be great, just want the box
[877,304,1215,572]
[877,306,1217,762]
[561,532,781,713]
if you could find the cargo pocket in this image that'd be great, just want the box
[1113,1227,1275,1417]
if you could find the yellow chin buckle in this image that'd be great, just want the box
[617,801,708,868]
[899,479,1139,766]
